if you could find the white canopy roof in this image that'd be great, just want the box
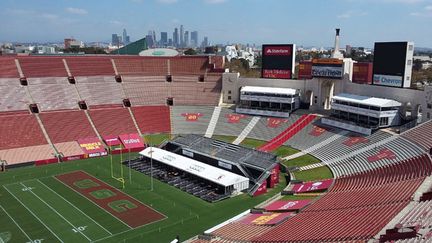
[333,93,401,107]
[241,86,297,96]
[139,147,249,187]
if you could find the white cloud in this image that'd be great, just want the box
[66,7,88,15]
[337,13,352,18]
[337,10,367,19]
[109,20,123,25]
[156,0,178,3]
[425,5,432,10]
[204,0,228,4]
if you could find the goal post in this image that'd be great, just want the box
[110,145,125,189]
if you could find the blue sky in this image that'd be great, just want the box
[1,0,431,47]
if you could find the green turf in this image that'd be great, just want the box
[239,138,267,149]
[272,146,299,157]
[0,154,287,243]
[292,166,333,182]
[143,134,171,146]
[282,154,321,168]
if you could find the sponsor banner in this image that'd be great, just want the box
[181,113,203,122]
[312,65,343,78]
[309,126,329,137]
[253,180,267,197]
[292,179,333,193]
[267,118,288,128]
[343,136,369,147]
[264,46,292,56]
[269,164,280,188]
[373,74,403,87]
[182,149,194,158]
[111,147,143,155]
[264,200,311,211]
[63,154,86,162]
[226,113,247,123]
[35,158,58,166]
[241,212,293,225]
[262,69,291,79]
[367,148,396,163]
[218,161,232,170]
[103,135,121,146]
[77,137,107,155]
[119,133,145,149]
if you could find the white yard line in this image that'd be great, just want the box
[19,182,92,242]
[0,204,33,242]
[52,176,132,229]
[37,179,113,236]
[2,185,65,243]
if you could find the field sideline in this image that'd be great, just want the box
[0,153,287,243]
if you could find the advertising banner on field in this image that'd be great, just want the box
[119,133,145,149]
[77,137,107,157]
[264,200,311,211]
[103,135,122,146]
[241,212,293,225]
[292,179,333,193]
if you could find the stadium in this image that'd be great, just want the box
[1,31,432,243]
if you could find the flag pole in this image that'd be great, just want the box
[150,137,154,191]
[128,134,131,184]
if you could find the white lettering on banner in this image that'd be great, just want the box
[373,74,403,87]
[189,164,205,173]
[312,66,343,78]
[124,139,140,144]
[280,201,298,210]
[266,49,290,54]
[182,149,194,158]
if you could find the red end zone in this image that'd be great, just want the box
[56,171,166,228]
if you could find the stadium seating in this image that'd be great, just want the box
[0,79,31,112]
[258,114,316,152]
[247,114,301,142]
[65,57,115,76]
[113,57,169,76]
[122,78,170,105]
[131,106,171,134]
[28,77,79,111]
[170,56,209,75]
[211,223,272,242]
[18,57,67,77]
[170,80,221,106]
[170,106,214,135]
[39,110,97,143]
[0,113,48,150]
[0,144,55,166]
[76,76,124,107]
[88,107,138,137]
[0,57,19,78]
[211,108,254,137]
[402,120,432,151]
[54,141,85,157]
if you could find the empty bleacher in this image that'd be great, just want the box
[54,141,85,157]
[65,57,115,76]
[18,57,67,77]
[212,108,253,137]
[123,78,170,105]
[88,107,138,137]
[0,57,19,78]
[171,106,214,135]
[113,57,168,76]
[76,76,124,106]
[170,56,209,75]
[247,114,301,142]
[39,110,97,143]
[0,113,48,150]
[0,144,55,166]
[258,114,316,152]
[0,79,31,112]
[131,106,171,134]
[211,223,272,242]
[28,77,79,111]
[170,80,221,106]
[402,120,432,151]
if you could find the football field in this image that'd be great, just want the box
[0,154,286,243]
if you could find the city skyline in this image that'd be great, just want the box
[0,0,432,48]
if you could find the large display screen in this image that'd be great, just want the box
[372,42,408,87]
[261,44,295,79]
[311,59,344,78]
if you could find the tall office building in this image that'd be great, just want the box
[161,32,168,46]
[173,28,179,47]
[112,34,121,46]
[122,29,128,45]
[180,25,184,47]
[184,31,189,47]
[202,36,209,47]
[191,31,198,47]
